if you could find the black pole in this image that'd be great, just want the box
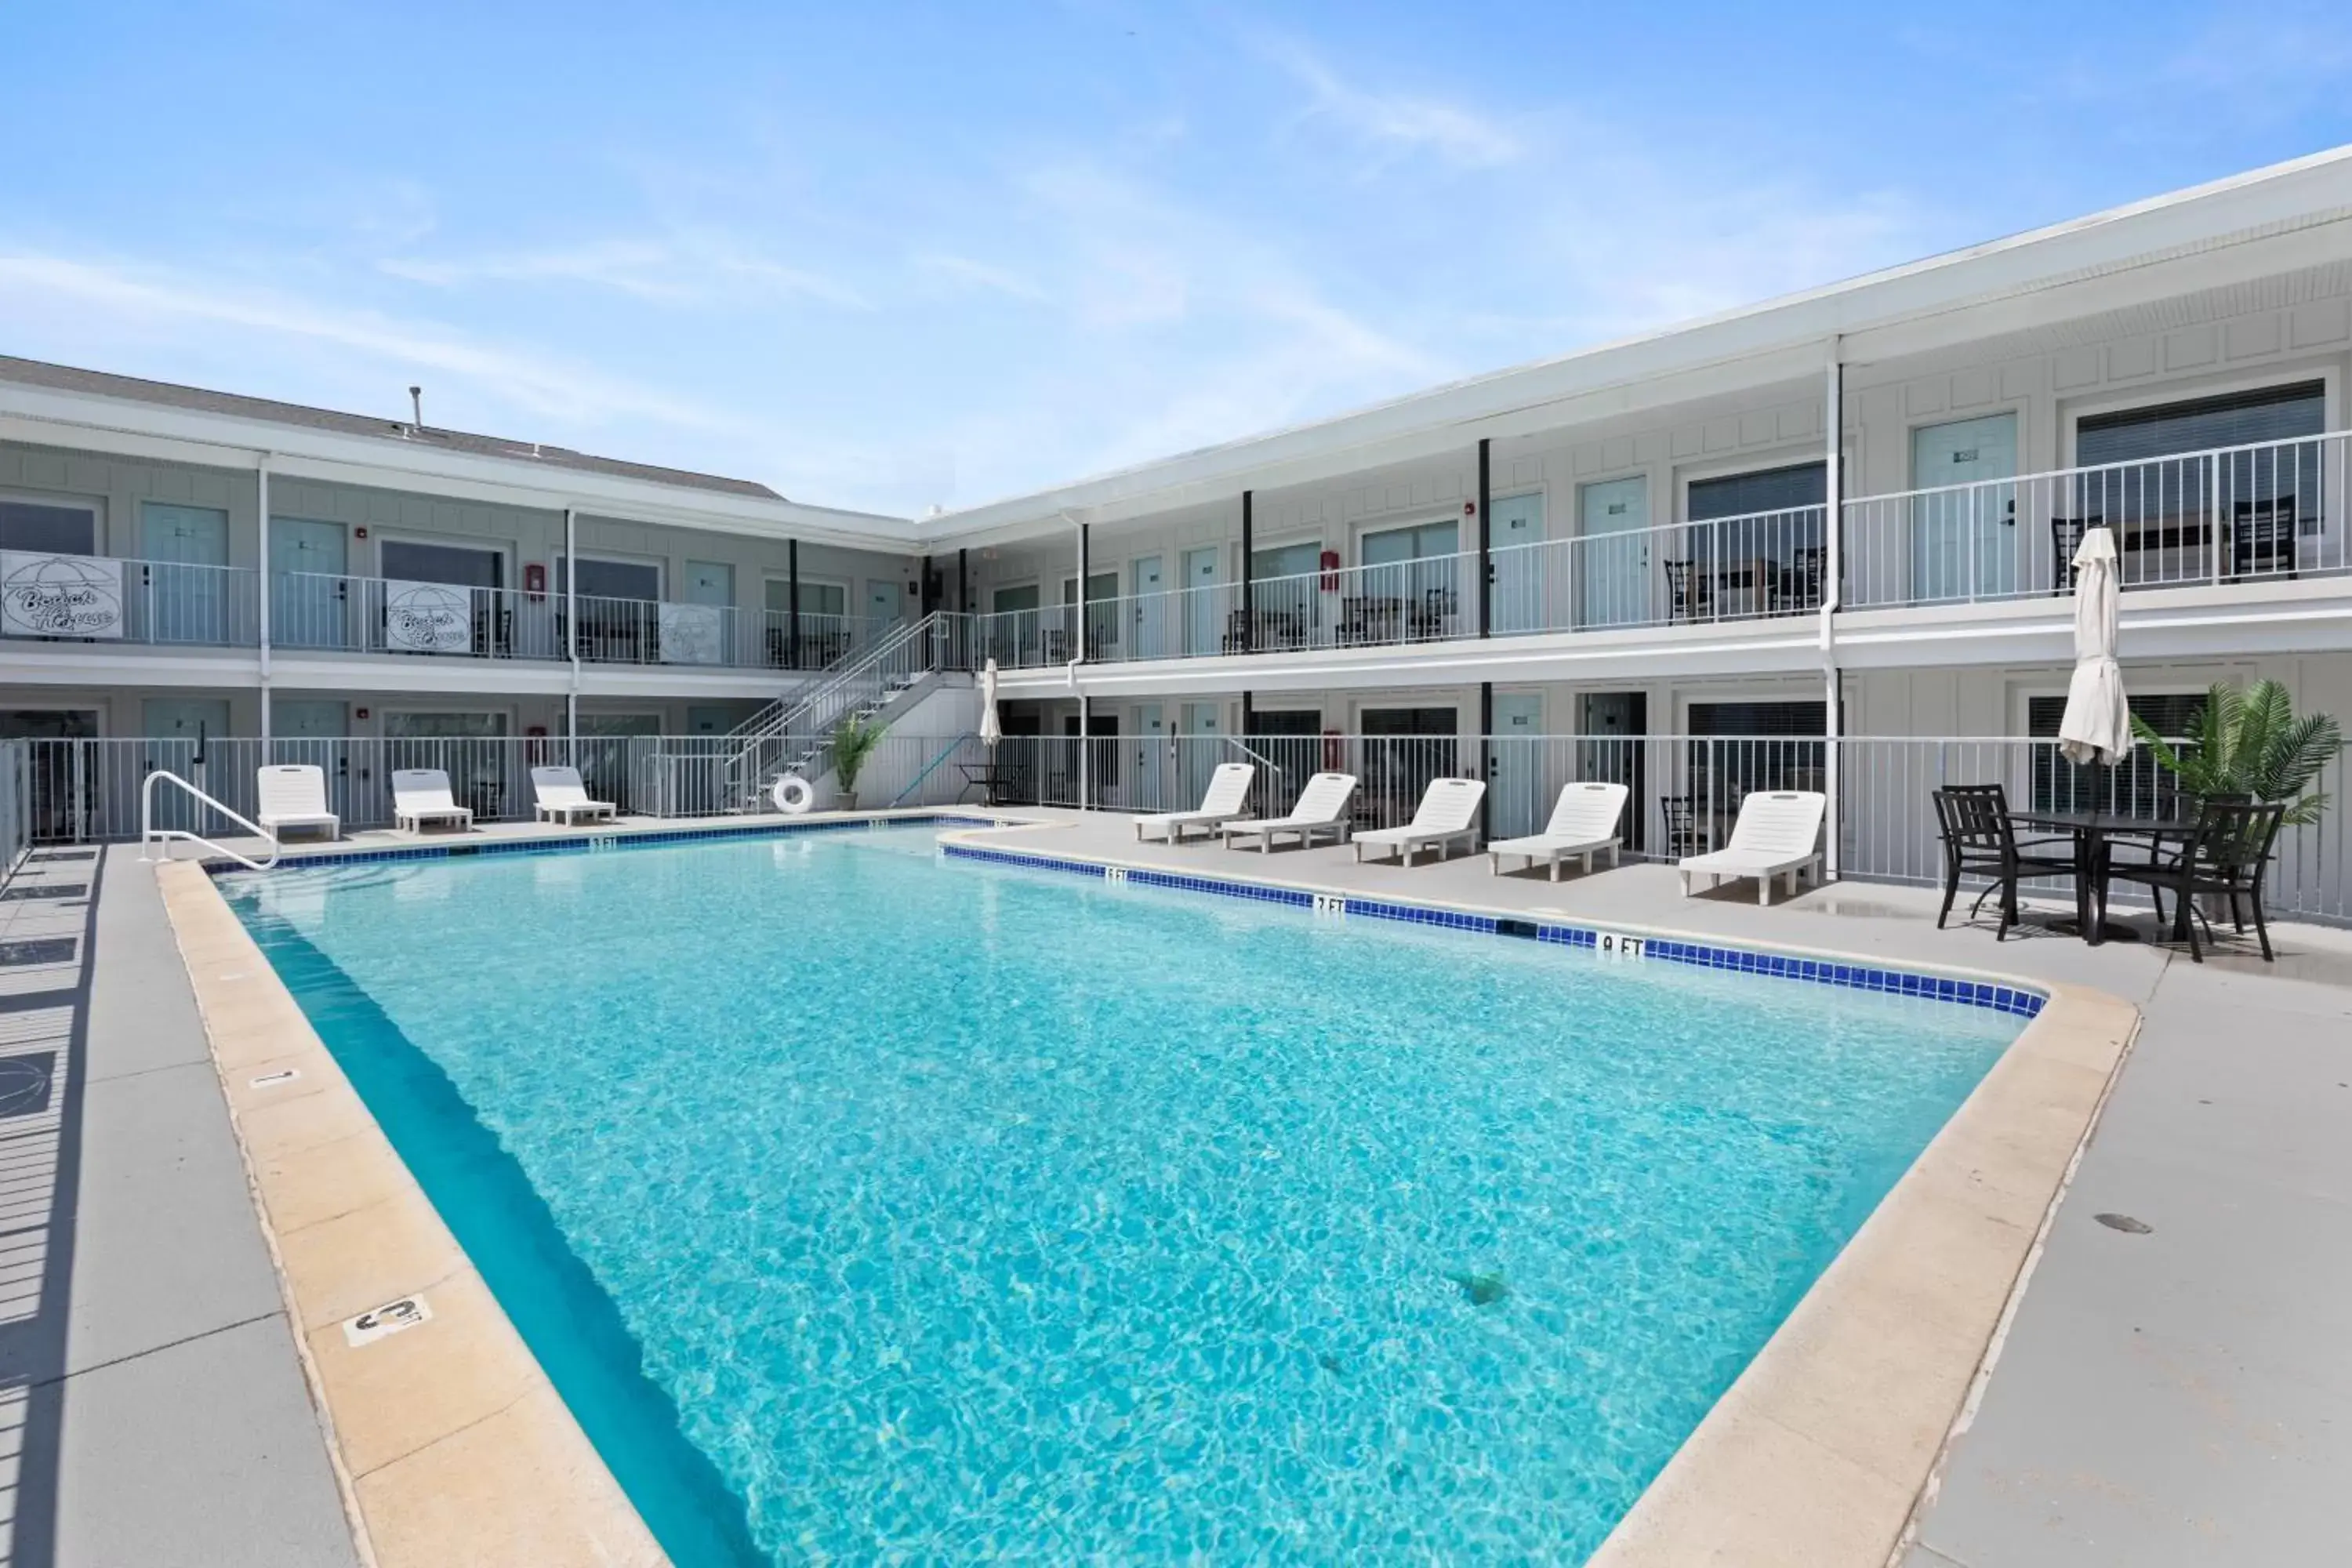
[1080,523,1091,655]
[787,539,800,669]
[1240,489,1254,654]
[958,546,969,616]
[1241,690,1253,733]
[1479,681,1493,837]
[1476,437,1491,638]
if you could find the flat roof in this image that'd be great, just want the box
[0,354,783,501]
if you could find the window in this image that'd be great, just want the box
[1686,463,1825,521]
[2027,691,2204,815]
[2078,381,2324,466]
[1359,521,1459,564]
[1061,572,1119,604]
[384,711,510,738]
[993,584,1041,614]
[1249,541,1321,581]
[1686,463,1828,569]
[765,579,847,618]
[383,539,502,588]
[1685,701,1827,825]
[0,497,99,555]
[558,557,659,601]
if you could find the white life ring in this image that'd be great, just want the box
[771,774,815,815]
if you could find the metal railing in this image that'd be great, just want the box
[722,614,970,808]
[272,572,905,670]
[139,769,280,869]
[1844,429,2347,607]
[0,741,28,881]
[19,732,998,842]
[1489,506,1828,633]
[0,557,261,648]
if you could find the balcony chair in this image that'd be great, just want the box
[2106,798,2286,962]
[1662,559,1712,622]
[1660,794,1703,858]
[1929,783,2079,939]
[1780,546,1827,613]
[2049,516,2102,594]
[2227,497,2299,581]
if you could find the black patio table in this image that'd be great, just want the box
[2006,808,2198,946]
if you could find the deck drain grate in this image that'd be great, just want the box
[0,939,75,967]
[27,850,96,862]
[0,885,85,902]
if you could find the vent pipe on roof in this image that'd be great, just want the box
[408,385,423,430]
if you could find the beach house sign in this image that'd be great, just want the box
[1,553,125,639]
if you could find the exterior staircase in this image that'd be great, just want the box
[720,613,969,811]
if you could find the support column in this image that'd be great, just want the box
[1479,680,1493,838]
[1476,438,1491,638]
[1240,489,1254,653]
[787,539,801,670]
[958,546,969,617]
[1079,523,1091,655]
[564,506,579,760]
[1077,694,1091,811]
[256,457,272,751]
[1822,346,1844,880]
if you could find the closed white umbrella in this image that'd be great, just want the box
[978,657,1002,750]
[2057,526,2130,767]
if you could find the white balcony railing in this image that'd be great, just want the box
[0,555,260,648]
[1843,429,2346,608]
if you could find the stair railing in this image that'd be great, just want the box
[139,769,281,870]
[724,614,972,808]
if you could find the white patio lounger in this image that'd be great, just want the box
[531,765,618,826]
[1134,761,1255,843]
[1352,776,1487,866]
[255,764,339,842]
[1218,771,1359,853]
[390,768,476,835]
[1487,780,1628,880]
[1679,789,1827,906]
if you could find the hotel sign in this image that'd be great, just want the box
[0,552,125,640]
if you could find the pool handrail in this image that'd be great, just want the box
[139,768,281,870]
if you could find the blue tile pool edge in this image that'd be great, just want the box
[938,840,2047,1021]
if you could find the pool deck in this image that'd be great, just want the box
[23,808,2352,1564]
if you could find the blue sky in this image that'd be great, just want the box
[4,2,2348,516]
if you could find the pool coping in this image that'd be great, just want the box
[152,857,668,1568]
[159,812,2140,1567]
[928,820,2141,1568]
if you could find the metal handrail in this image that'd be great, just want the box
[1222,735,1291,782]
[888,733,978,806]
[138,769,281,870]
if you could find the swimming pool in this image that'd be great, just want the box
[221,824,2024,1564]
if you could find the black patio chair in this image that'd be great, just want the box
[1662,559,1711,622]
[1931,784,2082,939]
[1661,794,1702,858]
[2106,798,2285,963]
[2049,515,2101,594]
[2228,497,2299,581]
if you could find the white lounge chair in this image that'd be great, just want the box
[1679,789,1826,905]
[390,768,476,835]
[1219,771,1359,853]
[1134,762,1255,843]
[1488,781,1628,880]
[531,765,617,826]
[1352,776,1486,866]
[255,764,339,842]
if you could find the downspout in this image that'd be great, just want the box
[564,506,579,763]
[1476,438,1491,839]
[1061,509,1089,809]
[1822,342,1844,880]
[256,456,272,753]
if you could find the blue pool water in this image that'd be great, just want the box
[222,826,2020,1564]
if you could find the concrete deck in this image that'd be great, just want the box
[0,844,356,1568]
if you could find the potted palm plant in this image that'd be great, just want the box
[829,712,887,811]
[2132,679,2342,824]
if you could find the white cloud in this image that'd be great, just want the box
[0,250,735,431]
[910,252,1050,303]
[1258,38,1524,171]
[379,230,867,310]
